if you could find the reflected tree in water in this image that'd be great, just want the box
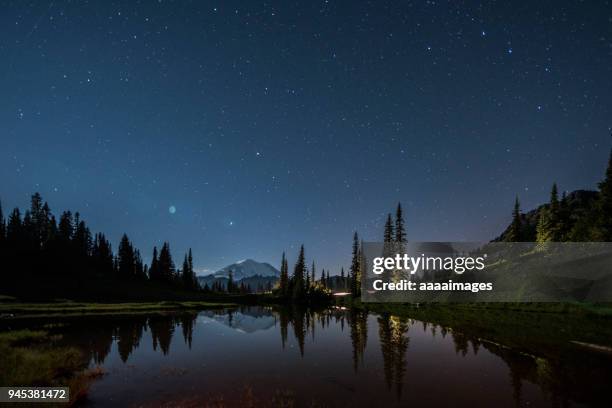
[278,307,289,349]
[348,309,368,372]
[277,306,307,355]
[292,308,306,356]
[115,317,146,363]
[150,315,175,355]
[88,325,114,365]
[378,314,409,399]
[451,332,470,357]
[180,313,197,349]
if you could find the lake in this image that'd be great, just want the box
[3,305,612,407]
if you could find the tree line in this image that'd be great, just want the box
[0,193,199,297]
[505,150,612,243]
[272,210,407,302]
[276,245,332,302]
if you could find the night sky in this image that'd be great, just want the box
[1,1,611,274]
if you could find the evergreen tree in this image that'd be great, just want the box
[58,211,73,242]
[7,208,23,245]
[384,213,394,243]
[149,246,159,281]
[180,249,197,289]
[279,251,289,296]
[506,196,522,242]
[536,208,552,244]
[74,219,92,257]
[0,200,6,245]
[558,191,571,240]
[157,242,175,283]
[182,254,190,287]
[47,215,58,242]
[117,234,136,277]
[383,212,395,281]
[358,239,365,289]
[22,211,33,248]
[340,267,346,290]
[350,232,361,297]
[395,203,406,246]
[134,249,145,278]
[92,233,114,275]
[594,149,612,241]
[29,193,45,248]
[292,245,306,300]
[536,184,565,244]
[311,260,316,288]
[188,249,197,289]
[549,183,561,241]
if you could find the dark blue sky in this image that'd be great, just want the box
[1,1,611,274]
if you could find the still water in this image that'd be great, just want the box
[8,306,612,407]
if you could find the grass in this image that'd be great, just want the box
[357,300,612,316]
[353,300,612,358]
[0,300,236,318]
[0,329,100,406]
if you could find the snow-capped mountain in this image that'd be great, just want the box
[211,259,280,280]
[199,308,276,333]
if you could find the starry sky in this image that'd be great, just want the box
[1,1,611,274]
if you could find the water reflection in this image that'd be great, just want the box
[378,314,409,398]
[4,306,612,407]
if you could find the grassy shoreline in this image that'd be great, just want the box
[350,300,612,317]
[4,295,612,318]
[351,300,612,355]
[0,300,236,318]
[0,329,102,406]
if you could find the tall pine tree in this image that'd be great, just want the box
[188,249,197,288]
[158,242,175,283]
[549,183,561,241]
[182,254,190,288]
[311,260,316,288]
[117,234,136,277]
[506,196,522,242]
[149,246,160,281]
[292,245,306,300]
[181,249,197,289]
[350,232,361,297]
[594,149,612,241]
[0,200,5,245]
[384,213,394,242]
[395,203,406,252]
[279,251,289,296]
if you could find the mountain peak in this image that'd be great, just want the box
[211,259,280,280]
